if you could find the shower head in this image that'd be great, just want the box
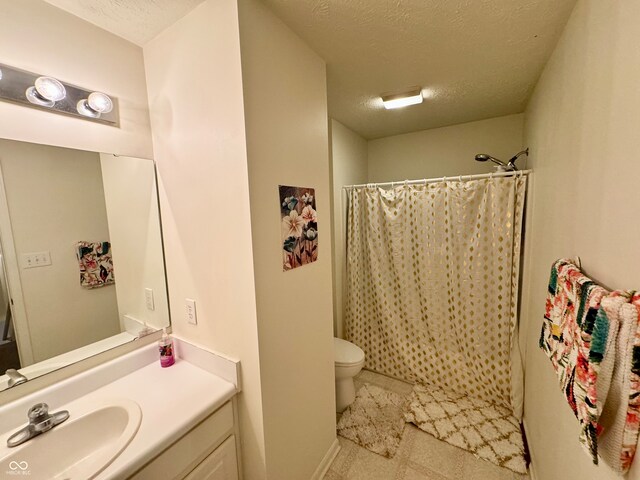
[474,148,529,171]
[474,153,506,166]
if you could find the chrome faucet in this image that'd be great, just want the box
[6,403,69,448]
[5,369,27,388]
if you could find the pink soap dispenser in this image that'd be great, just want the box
[158,328,175,367]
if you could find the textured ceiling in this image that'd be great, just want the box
[43,0,577,139]
[43,0,207,46]
[262,0,577,139]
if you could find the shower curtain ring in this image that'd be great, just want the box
[458,175,462,182]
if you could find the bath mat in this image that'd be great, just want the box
[405,383,527,474]
[337,383,406,458]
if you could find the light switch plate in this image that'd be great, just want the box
[186,298,197,325]
[145,288,155,311]
[22,251,52,269]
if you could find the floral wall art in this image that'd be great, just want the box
[279,185,318,271]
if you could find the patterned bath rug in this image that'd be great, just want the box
[337,383,407,458]
[405,383,527,474]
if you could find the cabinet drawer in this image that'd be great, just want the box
[184,435,238,480]
[130,401,234,480]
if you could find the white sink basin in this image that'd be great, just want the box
[0,399,142,479]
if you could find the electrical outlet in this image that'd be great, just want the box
[22,251,52,269]
[145,288,155,311]
[186,298,197,325]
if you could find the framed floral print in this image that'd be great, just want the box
[279,185,318,271]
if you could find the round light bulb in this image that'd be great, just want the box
[26,86,54,107]
[34,76,66,102]
[87,92,113,114]
[77,99,100,118]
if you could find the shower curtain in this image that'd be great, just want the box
[345,175,527,416]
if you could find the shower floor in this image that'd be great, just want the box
[325,370,529,480]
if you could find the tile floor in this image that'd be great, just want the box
[324,370,530,480]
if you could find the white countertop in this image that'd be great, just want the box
[0,339,239,480]
[94,358,236,479]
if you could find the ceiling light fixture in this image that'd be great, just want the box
[25,76,66,107]
[381,87,423,110]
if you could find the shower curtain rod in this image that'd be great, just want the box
[342,169,532,189]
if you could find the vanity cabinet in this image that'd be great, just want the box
[129,399,240,480]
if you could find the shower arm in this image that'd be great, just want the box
[506,148,530,169]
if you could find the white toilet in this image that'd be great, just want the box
[334,337,365,412]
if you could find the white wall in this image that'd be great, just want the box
[330,120,368,338]
[521,1,640,479]
[100,154,169,332]
[238,0,337,478]
[0,140,120,364]
[143,1,266,478]
[0,0,152,159]
[367,114,524,182]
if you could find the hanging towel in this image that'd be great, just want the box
[539,259,614,463]
[598,291,636,474]
[76,241,115,289]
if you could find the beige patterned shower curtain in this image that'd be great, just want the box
[345,175,527,416]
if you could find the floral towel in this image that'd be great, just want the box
[76,241,115,289]
[539,258,613,463]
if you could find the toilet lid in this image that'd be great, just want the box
[334,337,365,365]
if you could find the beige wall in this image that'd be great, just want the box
[521,1,640,479]
[100,154,169,332]
[0,0,152,159]
[329,120,368,338]
[143,1,266,478]
[0,140,120,364]
[367,114,524,182]
[238,0,337,478]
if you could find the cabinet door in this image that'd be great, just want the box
[184,435,238,480]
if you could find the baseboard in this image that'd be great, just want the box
[311,438,341,480]
[523,419,538,480]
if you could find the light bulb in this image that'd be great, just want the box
[26,86,54,107]
[87,92,113,113]
[77,99,100,118]
[34,76,66,102]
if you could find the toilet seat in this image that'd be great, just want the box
[334,337,364,366]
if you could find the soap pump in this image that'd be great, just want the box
[158,328,175,368]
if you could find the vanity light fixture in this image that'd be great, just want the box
[77,91,114,118]
[26,76,66,107]
[0,62,119,125]
[381,87,423,110]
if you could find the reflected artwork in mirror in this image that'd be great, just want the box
[0,139,170,391]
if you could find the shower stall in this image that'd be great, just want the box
[343,166,529,418]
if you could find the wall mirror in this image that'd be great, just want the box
[0,138,170,392]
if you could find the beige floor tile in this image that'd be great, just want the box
[402,465,449,480]
[384,377,414,396]
[408,429,464,479]
[343,445,401,480]
[331,370,527,480]
[322,469,343,480]
[331,437,358,475]
[461,452,528,480]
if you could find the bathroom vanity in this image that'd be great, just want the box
[0,338,242,480]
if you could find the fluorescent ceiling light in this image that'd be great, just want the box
[381,88,423,109]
